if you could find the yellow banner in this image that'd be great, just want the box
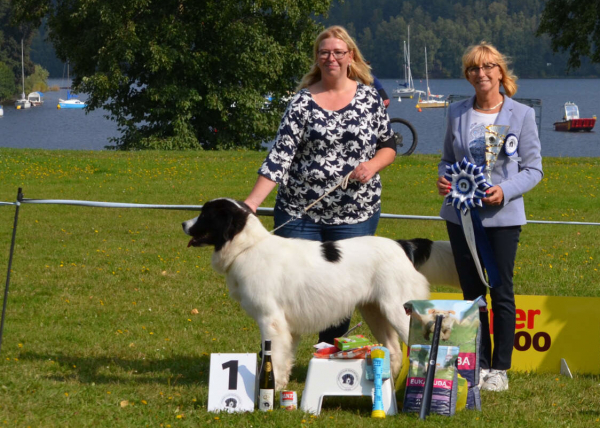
[431,293,600,374]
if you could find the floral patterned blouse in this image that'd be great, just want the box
[259,83,394,224]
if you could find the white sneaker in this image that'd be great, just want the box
[481,369,508,391]
[478,368,490,388]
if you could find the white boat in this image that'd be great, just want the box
[0,105,3,117]
[393,27,415,99]
[15,39,31,110]
[27,91,44,106]
[57,63,87,109]
[415,47,448,109]
[58,94,87,109]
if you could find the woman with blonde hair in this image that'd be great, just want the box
[245,25,396,344]
[436,42,543,391]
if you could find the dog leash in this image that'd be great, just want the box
[270,172,354,234]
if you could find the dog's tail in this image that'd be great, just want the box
[397,239,461,289]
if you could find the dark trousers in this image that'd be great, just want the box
[446,221,521,370]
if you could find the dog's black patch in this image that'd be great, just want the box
[321,241,342,263]
[185,199,253,251]
[396,238,433,269]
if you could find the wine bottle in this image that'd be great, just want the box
[258,340,275,411]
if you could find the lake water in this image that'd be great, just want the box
[1,78,598,157]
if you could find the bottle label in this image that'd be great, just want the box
[258,389,274,411]
[264,362,272,371]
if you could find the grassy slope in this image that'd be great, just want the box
[0,149,598,427]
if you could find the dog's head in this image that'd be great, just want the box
[182,198,254,251]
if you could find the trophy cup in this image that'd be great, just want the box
[484,125,510,184]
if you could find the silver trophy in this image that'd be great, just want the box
[484,125,510,184]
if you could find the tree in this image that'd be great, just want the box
[0,61,16,101]
[12,0,332,150]
[537,0,600,70]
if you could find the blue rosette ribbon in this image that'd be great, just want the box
[444,157,500,288]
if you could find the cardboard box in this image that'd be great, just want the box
[334,335,372,351]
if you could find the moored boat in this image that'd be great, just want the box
[553,102,596,132]
[15,39,31,110]
[57,62,87,109]
[27,91,44,106]
[392,27,415,99]
[415,47,448,109]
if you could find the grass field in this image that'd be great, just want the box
[0,148,599,427]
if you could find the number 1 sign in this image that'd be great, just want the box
[207,353,257,412]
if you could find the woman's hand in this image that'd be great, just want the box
[437,176,451,196]
[483,185,504,206]
[351,162,376,184]
[350,148,396,184]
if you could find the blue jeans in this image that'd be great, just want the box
[273,208,380,241]
[273,208,381,344]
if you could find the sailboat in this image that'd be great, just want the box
[415,46,447,109]
[393,27,415,99]
[14,39,31,110]
[58,62,87,109]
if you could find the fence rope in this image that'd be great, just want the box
[1,197,599,226]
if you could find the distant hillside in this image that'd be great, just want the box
[320,0,600,78]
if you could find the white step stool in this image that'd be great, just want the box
[300,358,398,415]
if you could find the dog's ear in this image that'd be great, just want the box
[212,204,249,251]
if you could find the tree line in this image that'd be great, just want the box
[2,0,599,150]
[321,0,600,79]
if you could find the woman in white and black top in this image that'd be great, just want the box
[245,25,396,344]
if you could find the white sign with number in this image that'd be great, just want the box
[207,353,257,412]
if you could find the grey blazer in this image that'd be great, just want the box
[438,95,543,227]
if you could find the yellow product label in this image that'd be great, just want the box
[431,293,600,374]
[265,362,272,371]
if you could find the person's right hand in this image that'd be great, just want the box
[436,176,451,196]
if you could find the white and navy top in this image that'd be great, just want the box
[259,83,394,224]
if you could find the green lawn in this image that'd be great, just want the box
[0,149,598,427]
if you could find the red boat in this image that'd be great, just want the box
[553,102,596,132]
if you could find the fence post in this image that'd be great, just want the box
[0,188,23,354]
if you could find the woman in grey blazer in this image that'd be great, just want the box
[436,42,543,392]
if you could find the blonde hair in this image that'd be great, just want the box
[462,41,518,97]
[296,25,372,91]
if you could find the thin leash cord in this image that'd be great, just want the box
[270,172,353,234]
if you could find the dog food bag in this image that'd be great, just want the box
[403,344,460,416]
[404,297,486,411]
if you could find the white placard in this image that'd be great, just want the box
[207,353,257,412]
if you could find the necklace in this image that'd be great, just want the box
[475,99,503,111]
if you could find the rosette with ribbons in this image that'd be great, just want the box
[444,157,500,288]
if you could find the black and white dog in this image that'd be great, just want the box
[182,198,458,390]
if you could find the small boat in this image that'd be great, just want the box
[415,47,447,109]
[0,105,3,117]
[57,62,87,109]
[393,27,415,99]
[553,102,596,132]
[15,39,31,110]
[27,91,44,107]
[58,92,87,109]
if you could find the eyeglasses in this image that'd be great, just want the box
[318,50,349,60]
[467,63,499,75]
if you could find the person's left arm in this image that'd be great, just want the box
[351,92,396,184]
[351,147,396,183]
[484,107,544,206]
